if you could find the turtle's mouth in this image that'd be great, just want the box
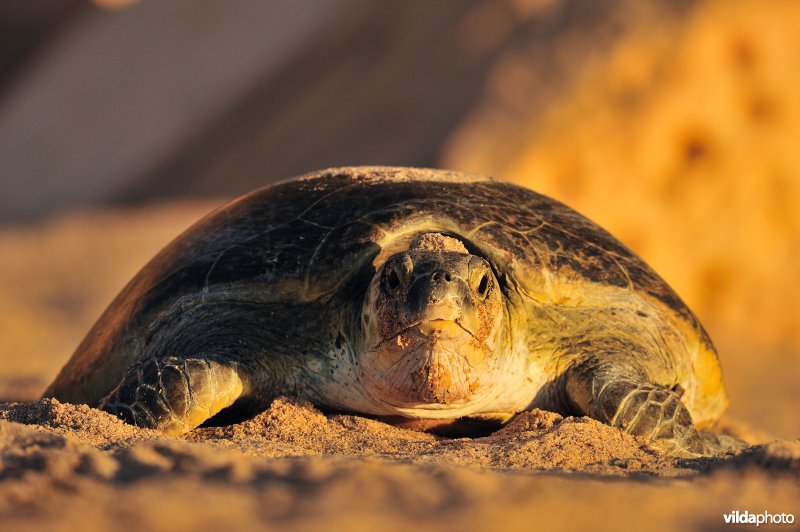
[370,301,479,350]
[418,318,461,334]
[372,317,476,350]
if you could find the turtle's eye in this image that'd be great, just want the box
[477,272,490,299]
[385,266,401,291]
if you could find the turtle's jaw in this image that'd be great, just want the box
[362,310,496,408]
[370,308,477,352]
[417,318,462,336]
[363,330,488,407]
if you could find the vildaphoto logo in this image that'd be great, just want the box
[723,510,796,526]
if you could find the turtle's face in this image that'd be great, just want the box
[360,249,505,411]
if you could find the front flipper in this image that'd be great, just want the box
[100,355,247,435]
[565,361,728,457]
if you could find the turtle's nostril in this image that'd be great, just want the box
[432,271,452,283]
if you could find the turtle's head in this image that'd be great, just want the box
[360,233,505,412]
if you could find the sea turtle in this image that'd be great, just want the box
[44,166,731,456]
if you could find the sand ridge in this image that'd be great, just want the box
[1,397,797,477]
[1,397,799,531]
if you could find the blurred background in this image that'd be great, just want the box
[0,0,798,437]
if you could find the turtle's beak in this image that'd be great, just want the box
[418,302,460,322]
[417,305,463,337]
[407,270,479,338]
[408,265,464,311]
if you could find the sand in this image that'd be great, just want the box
[1,398,798,531]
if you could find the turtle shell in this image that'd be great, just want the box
[45,167,720,412]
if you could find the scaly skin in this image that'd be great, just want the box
[100,355,246,436]
[566,370,706,457]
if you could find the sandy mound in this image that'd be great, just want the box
[1,398,798,530]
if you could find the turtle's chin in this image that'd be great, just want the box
[362,321,491,411]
